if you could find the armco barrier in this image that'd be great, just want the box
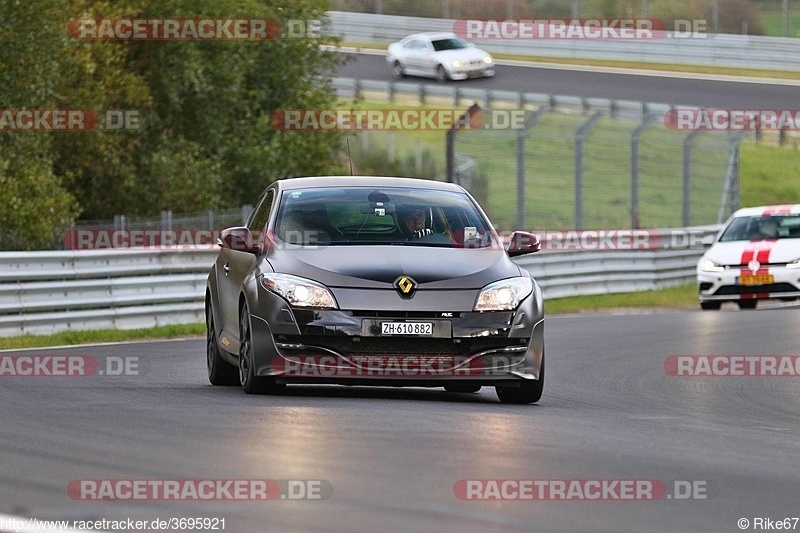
[0,231,715,337]
[326,11,800,72]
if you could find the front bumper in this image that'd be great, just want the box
[448,66,495,80]
[698,266,800,301]
[248,284,544,387]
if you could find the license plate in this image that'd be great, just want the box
[737,274,774,286]
[380,322,433,336]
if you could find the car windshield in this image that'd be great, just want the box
[431,38,468,51]
[718,214,800,241]
[274,186,497,248]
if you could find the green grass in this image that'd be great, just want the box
[759,0,800,37]
[740,141,800,206]
[0,323,205,351]
[546,283,698,314]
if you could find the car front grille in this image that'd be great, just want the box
[714,283,799,295]
[279,335,525,357]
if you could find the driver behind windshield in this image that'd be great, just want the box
[399,206,433,240]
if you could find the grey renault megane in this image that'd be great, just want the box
[205,176,545,403]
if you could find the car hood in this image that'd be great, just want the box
[705,239,800,265]
[266,245,521,289]
[434,48,490,61]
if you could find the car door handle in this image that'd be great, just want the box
[223,262,230,275]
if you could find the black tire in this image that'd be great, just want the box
[207,302,238,386]
[444,383,482,393]
[737,299,758,309]
[391,60,404,79]
[700,301,722,310]
[239,302,285,395]
[496,355,544,404]
[435,64,448,83]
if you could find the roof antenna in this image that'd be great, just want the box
[346,138,354,176]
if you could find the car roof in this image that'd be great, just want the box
[732,204,800,217]
[274,176,466,192]
[402,32,459,41]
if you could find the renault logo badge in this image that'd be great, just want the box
[394,276,417,297]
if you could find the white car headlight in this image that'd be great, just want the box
[787,259,800,269]
[452,60,464,68]
[261,274,338,309]
[699,258,725,273]
[483,56,493,64]
[474,277,533,312]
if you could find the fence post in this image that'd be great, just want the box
[447,103,481,183]
[718,132,746,223]
[630,114,659,229]
[514,106,551,230]
[574,111,605,230]
[682,130,701,227]
[207,209,214,230]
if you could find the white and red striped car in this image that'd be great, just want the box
[698,205,800,310]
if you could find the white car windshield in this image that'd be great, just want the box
[431,38,468,51]
[719,214,800,241]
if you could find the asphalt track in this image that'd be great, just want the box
[3,307,800,532]
[337,52,800,108]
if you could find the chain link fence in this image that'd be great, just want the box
[448,104,742,231]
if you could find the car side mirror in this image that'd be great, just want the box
[217,226,260,253]
[507,231,541,257]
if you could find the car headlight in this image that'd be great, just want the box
[699,258,725,273]
[483,56,493,64]
[452,60,464,68]
[474,277,533,312]
[261,274,338,309]
[788,259,800,269]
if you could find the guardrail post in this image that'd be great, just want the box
[161,210,173,232]
[575,111,605,230]
[388,81,395,103]
[354,78,361,99]
[485,89,492,109]
[418,84,426,105]
[453,86,460,107]
[630,113,659,229]
[682,130,701,226]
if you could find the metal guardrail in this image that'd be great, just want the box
[0,230,717,337]
[332,77,672,119]
[327,11,800,72]
[0,250,216,337]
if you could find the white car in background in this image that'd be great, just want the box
[697,205,800,310]
[387,32,495,83]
